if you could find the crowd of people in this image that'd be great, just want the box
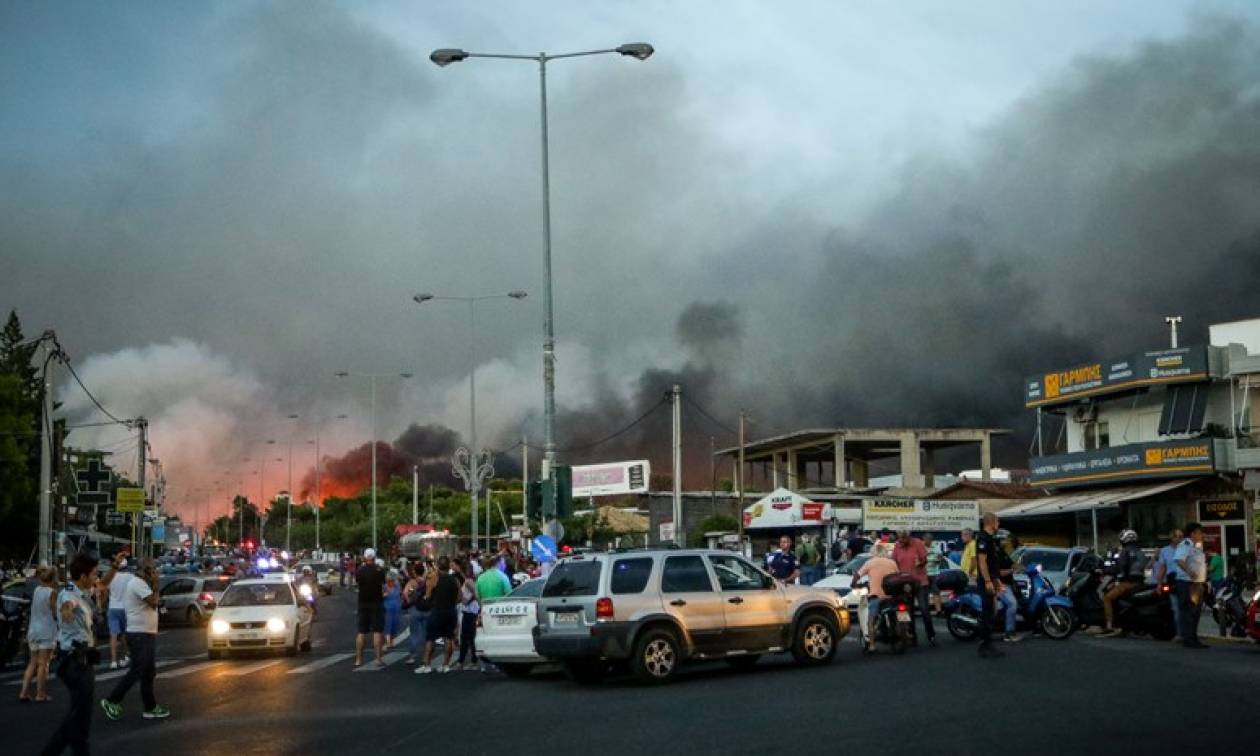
[346,540,530,675]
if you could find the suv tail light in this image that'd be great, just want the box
[199,592,215,604]
[595,597,614,620]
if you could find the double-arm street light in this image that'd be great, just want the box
[413,290,527,548]
[334,372,413,550]
[429,42,654,529]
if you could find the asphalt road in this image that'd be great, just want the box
[4,586,1257,756]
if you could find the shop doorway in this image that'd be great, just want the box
[1199,499,1247,567]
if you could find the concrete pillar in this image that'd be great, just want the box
[923,447,935,489]
[833,434,847,489]
[771,454,781,489]
[900,432,925,488]
[852,460,869,487]
[786,449,799,490]
[981,434,992,481]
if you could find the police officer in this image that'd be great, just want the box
[974,512,1005,659]
[766,535,800,583]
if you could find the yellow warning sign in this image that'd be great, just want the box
[116,488,145,513]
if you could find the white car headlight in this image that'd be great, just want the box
[266,617,287,633]
[211,619,230,635]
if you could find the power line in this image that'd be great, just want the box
[523,396,669,454]
[681,395,738,437]
[51,343,133,428]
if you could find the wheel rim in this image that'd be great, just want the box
[1045,607,1071,636]
[803,621,833,659]
[643,638,676,678]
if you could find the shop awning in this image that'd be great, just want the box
[997,479,1196,519]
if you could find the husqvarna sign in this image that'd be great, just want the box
[862,499,979,532]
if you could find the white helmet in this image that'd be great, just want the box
[363,547,376,560]
[1120,529,1138,544]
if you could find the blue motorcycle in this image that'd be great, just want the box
[942,564,1076,641]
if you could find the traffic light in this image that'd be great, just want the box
[554,464,573,519]
[525,478,543,522]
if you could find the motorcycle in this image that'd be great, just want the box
[297,581,319,616]
[853,572,918,655]
[1212,573,1253,639]
[1063,567,1176,640]
[943,563,1076,641]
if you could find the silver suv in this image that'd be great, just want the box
[533,548,850,683]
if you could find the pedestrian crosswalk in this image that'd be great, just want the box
[288,652,354,674]
[353,651,409,671]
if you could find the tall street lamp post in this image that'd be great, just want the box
[306,413,347,554]
[285,413,300,554]
[335,372,413,550]
[413,290,526,549]
[429,42,653,530]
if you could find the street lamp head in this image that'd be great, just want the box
[334,371,349,378]
[413,293,434,304]
[430,48,469,67]
[617,43,654,61]
[336,414,350,419]
[507,290,528,300]
[400,373,414,379]
[287,414,300,420]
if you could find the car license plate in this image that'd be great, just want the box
[553,612,580,625]
[238,632,260,639]
[498,616,523,626]
[896,610,911,622]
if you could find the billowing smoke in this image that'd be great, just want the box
[15,9,1260,519]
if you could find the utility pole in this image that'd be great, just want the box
[672,385,683,546]
[313,436,321,552]
[710,436,716,515]
[412,465,419,525]
[737,410,747,539]
[1164,315,1183,348]
[136,417,148,558]
[37,339,54,566]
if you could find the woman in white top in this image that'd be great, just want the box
[18,566,58,703]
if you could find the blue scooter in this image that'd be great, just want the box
[943,564,1076,641]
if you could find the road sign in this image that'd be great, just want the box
[75,459,113,505]
[531,533,558,563]
[152,525,165,541]
[116,487,145,513]
[105,511,125,526]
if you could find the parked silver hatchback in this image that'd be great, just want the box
[533,548,850,683]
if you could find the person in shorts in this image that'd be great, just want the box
[354,548,386,669]
[416,556,461,674]
[103,553,133,669]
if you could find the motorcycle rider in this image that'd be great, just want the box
[854,543,899,653]
[1095,529,1147,637]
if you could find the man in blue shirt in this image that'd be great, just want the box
[766,535,800,583]
[1173,523,1209,649]
[1151,528,1184,639]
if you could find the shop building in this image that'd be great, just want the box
[1009,318,1260,559]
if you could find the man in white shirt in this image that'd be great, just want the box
[104,553,133,669]
[100,559,171,721]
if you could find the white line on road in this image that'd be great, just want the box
[7,659,182,685]
[158,661,221,679]
[221,659,282,676]
[288,652,354,674]
[353,651,408,671]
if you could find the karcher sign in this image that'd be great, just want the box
[862,499,979,532]
[1024,346,1208,408]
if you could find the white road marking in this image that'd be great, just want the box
[353,651,408,671]
[157,661,222,679]
[221,659,282,676]
[7,659,181,685]
[288,652,354,674]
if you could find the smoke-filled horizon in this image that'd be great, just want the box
[6,4,1260,523]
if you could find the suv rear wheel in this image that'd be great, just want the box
[631,628,680,684]
[791,612,838,665]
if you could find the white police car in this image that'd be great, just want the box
[207,575,313,659]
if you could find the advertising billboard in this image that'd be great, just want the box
[1029,438,1215,488]
[571,460,650,498]
[1024,346,1208,408]
[861,499,979,532]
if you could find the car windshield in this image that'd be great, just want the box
[509,579,544,598]
[1015,549,1069,572]
[838,554,871,575]
[218,583,294,607]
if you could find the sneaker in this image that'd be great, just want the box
[1086,626,1107,635]
[414,665,433,675]
[121,657,130,666]
[1098,628,1121,638]
[109,661,120,670]
[438,665,451,673]
[1003,633,1023,643]
[100,699,122,721]
[142,705,171,720]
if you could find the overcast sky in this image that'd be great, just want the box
[4,1,1259,521]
